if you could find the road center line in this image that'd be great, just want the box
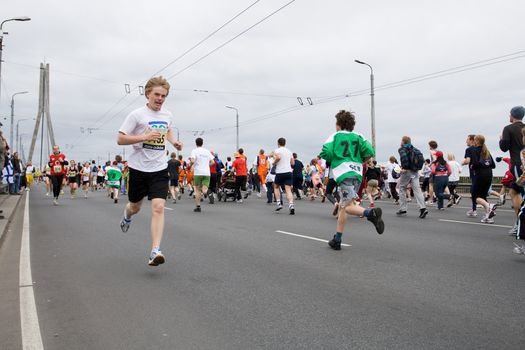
[19,193,44,350]
[276,230,351,247]
[438,219,512,229]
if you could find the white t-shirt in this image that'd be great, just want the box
[266,158,276,182]
[274,147,293,174]
[386,162,400,183]
[448,160,461,182]
[119,105,173,172]
[190,147,214,176]
[25,165,34,175]
[82,166,90,181]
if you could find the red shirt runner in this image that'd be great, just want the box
[232,157,247,176]
[49,153,67,176]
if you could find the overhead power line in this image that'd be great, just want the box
[148,0,262,78]
[193,50,525,133]
[166,0,297,80]
[70,0,297,149]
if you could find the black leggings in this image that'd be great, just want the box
[389,182,399,201]
[50,175,64,199]
[235,176,247,200]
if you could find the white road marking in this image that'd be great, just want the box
[438,219,512,229]
[276,230,351,247]
[163,207,174,211]
[19,193,44,349]
[453,205,513,213]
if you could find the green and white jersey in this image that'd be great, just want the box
[106,166,122,188]
[320,131,375,184]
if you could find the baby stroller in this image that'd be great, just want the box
[217,170,237,202]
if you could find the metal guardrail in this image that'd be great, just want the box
[428,176,503,194]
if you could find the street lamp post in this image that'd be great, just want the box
[225,106,239,150]
[0,17,31,109]
[354,59,376,149]
[18,133,28,163]
[16,118,28,153]
[10,91,28,150]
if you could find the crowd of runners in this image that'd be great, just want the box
[2,76,524,266]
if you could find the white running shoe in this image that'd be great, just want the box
[499,194,506,206]
[512,243,525,255]
[148,250,165,266]
[487,204,497,219]
[480,215,494,224]
[466,209,477,217]
[509,224,518,236]
[53,198,58,206]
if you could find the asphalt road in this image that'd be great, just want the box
[2,186,525,349]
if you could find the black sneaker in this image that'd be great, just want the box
[367,208,384,234]
[209,193,215,204]
[289,205,295,215]
[114,198,118,204]
[419,208,429,219]
[396,210,407,216]
[328,236,342,250]
[194,206,201,212]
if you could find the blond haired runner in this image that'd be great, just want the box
[117,76,183,266]
[25,161,35,191]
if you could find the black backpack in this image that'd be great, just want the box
[408,147,425,171]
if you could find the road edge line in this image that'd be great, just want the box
[19,192,44,350]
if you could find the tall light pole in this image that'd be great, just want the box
[16,118,29,153]
[19,133,28,163]
[355,59,376,149]
[226,106,239,150]
[10,91,28,149]
[0,17,31,110]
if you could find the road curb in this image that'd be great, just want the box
[0,193,25,249]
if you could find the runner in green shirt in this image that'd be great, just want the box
[320,110,385,250]
[106,161,123,204]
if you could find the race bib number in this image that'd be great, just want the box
[53,165,62,173]
[143,121,168,151]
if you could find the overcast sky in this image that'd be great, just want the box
[1,0,524,173]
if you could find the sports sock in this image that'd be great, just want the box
[335,232,342,242]
[363,208,372,218]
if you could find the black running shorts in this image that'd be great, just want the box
[128,167,169,203]
[274,172,293,186]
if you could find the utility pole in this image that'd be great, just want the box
[226,106,239,150]
[355,59,376,149]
